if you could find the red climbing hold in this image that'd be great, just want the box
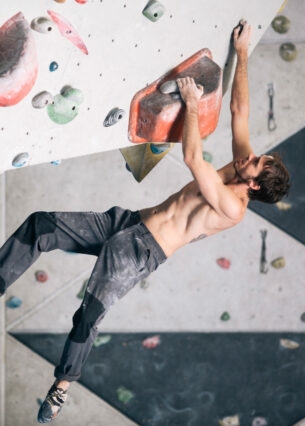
[142,335,161,349]
[128,48,222,143]
[216,258,231,269]
[35,270,48,282]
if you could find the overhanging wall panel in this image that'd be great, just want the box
[0,0,285,172]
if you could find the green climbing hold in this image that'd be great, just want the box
[271,15,290,34]
[220,311,230,321]
[93,334,112,347]
[77,279,89,299]
[203,151,213,163]
[117,386,135,404]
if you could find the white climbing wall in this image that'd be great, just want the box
[0,0,285,173]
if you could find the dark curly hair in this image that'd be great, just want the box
[248,152,290,203]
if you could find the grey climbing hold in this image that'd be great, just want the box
[252,417,268,426]
[159,80,179,94]
[150,143,171,154]
[280,338,300,350]
[142,0,165,22]
[32,91,54,109]
[31,17,55,33]
[6,296,22,309]
[12,152,29,168]
[60,86,84,104]
[279,43,297,61]
[271,15,290,34]
[103,107,125,127]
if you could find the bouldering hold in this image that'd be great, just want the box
[54,0,66,3]
[276,200,292,210]
[271,256,285,269]
[203,151,213,163]
[252,417,268,426]
[32,91,54,108]
[93,334,112,347]
[61,85,84,104]
[150,143,171,154]
[6,296,22,309]
[77,279,88,299]
[35,270,48,282]
[47,10,88,55]
[279,43,297,61]
[140,278,150,289]
[292,418,305,426]
[142,0,165,22]
[129,48,222,143]
[49,61,59,72]
[103,107,126,127]
[142,335,161,348]
[301,313,305,323]
[37,398,44,406]
[0,12,38,107]
[50,160,62,165]
[12,152,29,168]
[219,414,240,426]
[31,17,55,33]
[159,80,179,95]
[220,312,230,322]
[271,15,290,33]
[280,338,300,350]
[117,386,135,404]
[75,0,88,3]
[216,257,231,269]
[47,87,83,124]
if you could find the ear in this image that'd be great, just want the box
[248,179,260,191]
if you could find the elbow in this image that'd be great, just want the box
[230,101,249,118]
[183,153,195,169]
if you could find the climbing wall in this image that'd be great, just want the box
[0,0,285,173]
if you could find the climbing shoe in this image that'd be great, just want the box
[37,384,68,423]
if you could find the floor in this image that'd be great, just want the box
[1,1,305,425]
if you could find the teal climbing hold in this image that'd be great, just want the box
[6,296,22,309]
[117,386,135,404]
[220,311,230,321]
[150,143,170,154]
[93,334,112,347]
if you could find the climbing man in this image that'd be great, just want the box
[0,20,289,423]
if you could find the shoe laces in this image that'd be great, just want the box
[46,385,67,408]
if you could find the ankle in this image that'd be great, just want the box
[54,379,70,391]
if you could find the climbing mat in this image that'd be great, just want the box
[12,331,305,426]
[249,126,305,246]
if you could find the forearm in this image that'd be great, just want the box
[230,51,249,115]
[182,101,202,166]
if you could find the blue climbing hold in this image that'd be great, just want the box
[6,296,22,309]
[150,143,170,154]
[49,61,59,72]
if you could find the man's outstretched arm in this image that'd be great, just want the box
[230,19,252,160]
[177,77,243,221]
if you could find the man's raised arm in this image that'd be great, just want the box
[230,19,252,160]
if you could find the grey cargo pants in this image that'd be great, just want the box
[0,207,166,381]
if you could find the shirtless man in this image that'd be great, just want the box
[0,21,289,423]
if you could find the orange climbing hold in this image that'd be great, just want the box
[128,48,222,143]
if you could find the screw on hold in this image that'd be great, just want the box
[150,143,171,154]
[35,270,48,282]
[252,417,268,426]
[142,0,165,22]
[271,256,285,269]
[260,229,268,274]
[6,296,22,309]
[93,334,112,347]
[271,15,290,34]
[32,91,54,109]
[267,83,276,131]
[159,80,179,94]
[279,42,297,61]
[203,151,213,163]
[77,279,89,299]
[216,257,231,269]
[142,335,161,348]
[49,61,59,72]
[12,152,29,168]
[31,17,55,33]
[103,107,125,127]
[116,386,135,404]
[220,311,230,321]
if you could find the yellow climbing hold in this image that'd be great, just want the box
[219,415,240,426]
[271,257,285,269]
